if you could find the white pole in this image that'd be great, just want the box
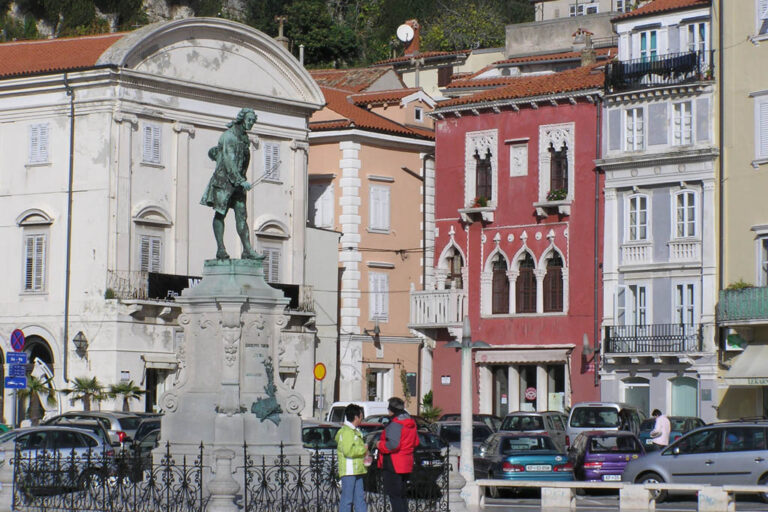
[459,316,474,482]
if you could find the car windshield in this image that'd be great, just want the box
[302,427,339,449]
[570,407,619,428]
[328,408,345,423]
[501,436,557,454]
[440,425,492,443]
[116,417,142,430]
[501,416,544,431]
[588,435,642,454]
[669,418,688,431]
[418,433,446,450]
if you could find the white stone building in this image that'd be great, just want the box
[0,18,326,423]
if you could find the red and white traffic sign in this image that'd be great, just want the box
[10,329,25,352]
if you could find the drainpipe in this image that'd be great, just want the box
[717,0,725,359]
[62,73,76,384]
[594,93,602,388]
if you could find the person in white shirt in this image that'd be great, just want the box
[650,409,671,450]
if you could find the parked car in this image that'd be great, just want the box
[566,402,646,446]
[0,426,115,494]
[432,421,493,455]
[301,421,340,455]
[364,429,447,498]
[41,418,116,450]
[622,420,768,502]
[133,417,162,445]
[568,430,644,482]
[637,416,705,447]
[364,414,431,430]
[326,401,389,423]
[43,411,144,446]
[474,432,572,497]
[499,411,568,451]
[438,413,502,432]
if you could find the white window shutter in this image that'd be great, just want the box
[616,286,626,325]
[151,125,161,164]
[150,236,162,272]
[381,274,389,320]
[29,125,39,163]
[143,126,152,162]
[262,247,280,283]
[39,124,49,162]
[382,187,390,230]
[264,143,280,180]
[34,235,45,290]
[760,102,768,160]
[24,234,45,291]
[321,185,334,227]
[308,185,322,227]
[140,236,150,272]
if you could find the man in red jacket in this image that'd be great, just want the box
[377,397,419,512]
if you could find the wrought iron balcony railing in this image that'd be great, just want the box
[605,50,713,93]
[718,287,768,324]
[605,323,701,353]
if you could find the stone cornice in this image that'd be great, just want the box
[596,147,719,171]
[432,89,602,118]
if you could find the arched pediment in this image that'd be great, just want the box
[133,204,173,226]
[483,247,510,273]
[16,208,54,226]
[512,247,536,270]
[538,245,565,269]
[97,18,325,108]
[437,242,465,270]
[254,217,290,239]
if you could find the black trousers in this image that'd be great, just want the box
[382,470,409,512]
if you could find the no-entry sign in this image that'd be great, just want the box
[10,329,25,352]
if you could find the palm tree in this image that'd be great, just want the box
[18,375,57,426]
[63,376,107,411]
[108,381,145,412]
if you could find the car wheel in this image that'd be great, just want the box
[637,472,667,503]
[487,473,501,498]
[759,474,768,503]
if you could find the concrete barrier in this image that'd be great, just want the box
[698,487,735,512]
[619,485,655,512]
[541,486,575,510]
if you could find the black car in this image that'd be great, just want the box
[363,429,448,499]
[438,413,502,432]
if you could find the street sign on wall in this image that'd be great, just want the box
[8,365,26,378]
[6,352,27,365]
[4,377,26,389]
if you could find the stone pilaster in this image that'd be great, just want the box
[112,112,137,272]
[173,122,195,274]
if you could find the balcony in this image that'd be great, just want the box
[409,288,467,329]
[605,50,713,93]
[718,287,768,325]
[668,239,701,262]
[605,324,702,353]
[621,243,652,266]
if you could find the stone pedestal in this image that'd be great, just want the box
[158,258,306,463]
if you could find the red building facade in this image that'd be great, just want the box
[425,66,604,416]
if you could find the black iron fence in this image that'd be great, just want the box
[604,50,714,92]
[11,441,450,512]
[605,323,702,353]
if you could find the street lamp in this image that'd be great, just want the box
[445,316,489,482]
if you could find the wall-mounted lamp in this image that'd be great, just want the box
[363,320,381,348]
[73,331,88,358]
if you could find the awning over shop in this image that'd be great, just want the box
[724,343,768,386]
[475,348,571,365]
[141,353,178,370]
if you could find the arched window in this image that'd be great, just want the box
[516,253,536,313]
[474,148,492,201]
[548,141,568,193]
[447,248,464,289]
[543,253,564,312]
[491,254,509,314]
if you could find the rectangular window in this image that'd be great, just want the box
[675,283,695,325]
[608,109,622,151]
[631,285,647,325]
[757,99,768,161]
[23,233,46,292]
[264,142,281,181]
[570,1,598,15]
[139,235,162,273]
[625,108,644,151]
[406,372,418,398]
[369,185,390,232]
[414,107,423,122]
[142,123,161,164]
[758,0,768,35]
[675,191,696,238]
[309,183,334,228]
[640,30,657,62]
[369,272,389,321]
[696,98,710,142]
[29,123,49,164]
[437,66,452,87]
[687,23,707,53]
[648,103,668,146]
[262,245,281,283]
[759,237,768,286]
[628,195,648,241]
[673,101,693,145]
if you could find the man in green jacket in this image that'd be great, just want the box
[335,403,369,512]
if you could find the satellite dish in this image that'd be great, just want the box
[396,24,415,43]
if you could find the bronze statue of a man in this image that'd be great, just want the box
[201,108,259,260]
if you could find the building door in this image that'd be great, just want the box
[492,366,509,418]
[671,376,698,417]
[519,366,536,411]
[367,368,392,402]
[623,377,650,416]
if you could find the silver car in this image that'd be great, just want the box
[432,421,493,455]
[43,411,143,446]
[622,420,768,502]
[499,411,568,451]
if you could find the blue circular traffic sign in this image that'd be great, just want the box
[10,329,25,352]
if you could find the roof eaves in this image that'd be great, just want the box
[0,63,117,80]
[432,88,603,117]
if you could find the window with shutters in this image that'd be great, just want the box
[686,22,707,54]
[263,142,281,181]
[543,253,564,313]
[673,101,693,146]
[369,185,390,232]
[617,284,648,326]
[23,232,47,292]
[516,253,536,314]
[142,123,161,165]
[261,244,281,283]
[138,234,162,273]
[756,97,768,163]
[674,190,697,238]
[491,254,509,315]
[309,183,334,228]
[569,1,598,16]
[625,108,644,151]
[626,194,649,242]
[639,30,657,62]
[369,272,389,321]
[28,123,50,164]
[758,0,768,35]
[674,282,696,326]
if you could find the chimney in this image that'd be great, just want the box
[274,15,289,51]
[573,28,596,66]
[404,19,420,56]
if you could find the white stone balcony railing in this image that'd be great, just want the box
[409,287,467,329]
[620,243,652,266]
[668,239,701,262]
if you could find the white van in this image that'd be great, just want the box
[566,401,646,446]
[325,401,389,423]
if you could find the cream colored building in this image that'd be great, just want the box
[714,0,768,419]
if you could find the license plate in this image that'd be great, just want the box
[645,439,654,445]
[603,474,621,481]
[525,465,552,472]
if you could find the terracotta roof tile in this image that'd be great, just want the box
[373,50,470,66]
[0,33,125,78]
[311,86,433,139]
[495,47,616,66]
[348,88,421,105]
[613,0,710,21]
[438,65,604,109]
[309,67,394,92]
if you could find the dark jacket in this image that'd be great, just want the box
[377,413,419,474]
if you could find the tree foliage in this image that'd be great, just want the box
[18,375,57,426]
[109,380,145,412]
[63,376,108,412]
